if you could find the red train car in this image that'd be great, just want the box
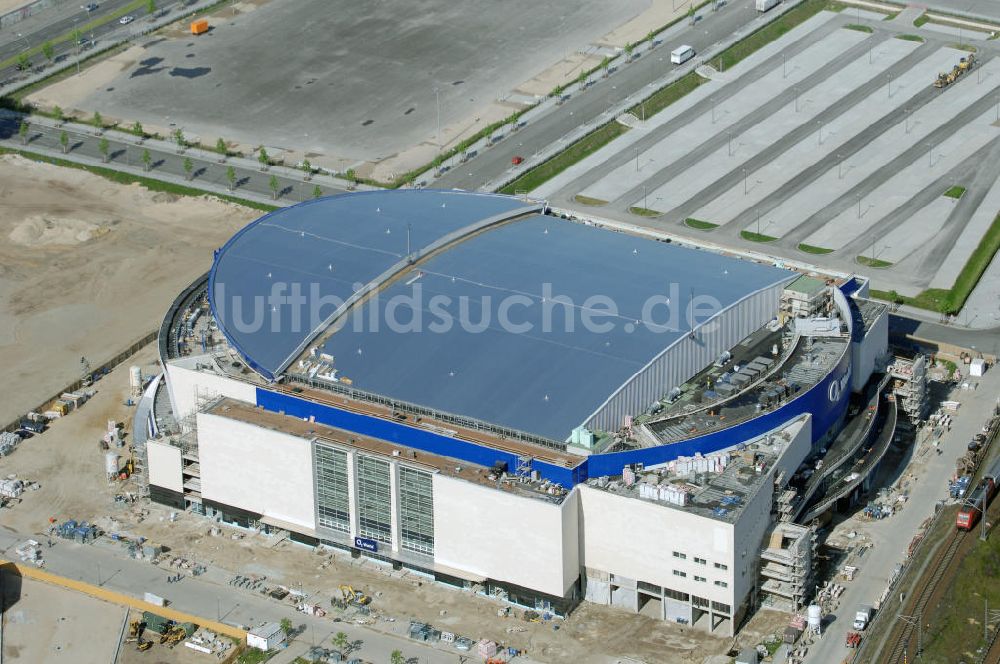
[957,476,997,530]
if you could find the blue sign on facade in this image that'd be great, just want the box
[354,537,379,553]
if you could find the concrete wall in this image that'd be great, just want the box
[578,485,736,609]
[852,306,888,393]
[165,361,257,420]
[432,474,578,597]
[147,440,183,493]
[197,411,315,531]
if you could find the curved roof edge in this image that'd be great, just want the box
[207,190,542,382]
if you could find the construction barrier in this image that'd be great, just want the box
[0,559,247,640]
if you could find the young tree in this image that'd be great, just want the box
[312,184,323,199]
[688,5,696,25]
[345,168,356,183]
[269,174,279,200]
[52,105,64,124]
[59,130,69,153]
[215,137,227,155]
[173,128,185,152]
[132,121,144,137]
[42,41,54,64]
[183,156,193,180]
[332,631,348,654]
[390,650,404,664]
[141,148,152,171]
[279,617,293,637]
[257,147,269,171]
[301,158,311,180]
[16,52,30,71]
[98,137,109,162]
[226,165,236,191]
[18,120,29,145]
[93,111,103,130]
[146,0,156,14]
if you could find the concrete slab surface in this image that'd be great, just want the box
[930,170,1000,288]
[757,50,1000,240]
[690,41,940,227]
[637,32,918,214]
[803,106,1000,250]
[578,27,867,203]
[76,0,648,163]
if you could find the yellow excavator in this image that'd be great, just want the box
[338,584,371,606]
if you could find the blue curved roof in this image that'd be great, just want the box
[209,190,795,441]
[208,190,531,379]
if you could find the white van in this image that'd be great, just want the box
[671,45,695,65]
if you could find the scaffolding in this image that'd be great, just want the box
[758,522,815,612]
[889,354,929,421]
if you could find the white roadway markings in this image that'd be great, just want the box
[576,24,866,203]
[749,50,1000,242]
[637,32,920,216]
[690,38,939,226]
[803,105,1000,251]
[536,10,842,200]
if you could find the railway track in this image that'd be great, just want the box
[882,530,967,663]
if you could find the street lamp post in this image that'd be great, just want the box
[743,167,747,195]
[434,87,441,152]
[794,87,799,112]
[782,52,786,79]
[837,154,843,179]
[635,147,639,172]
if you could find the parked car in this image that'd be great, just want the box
[119,15,134,24]
[82,3,98,11]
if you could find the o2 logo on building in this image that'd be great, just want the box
[354,536,379,553]
[828,369,851,403]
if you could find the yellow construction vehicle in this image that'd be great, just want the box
[136,638,152,652]
[934,72,948,88]
[338,584,371,606]
[128,618,144,639]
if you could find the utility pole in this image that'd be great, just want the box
[898,613,923,657]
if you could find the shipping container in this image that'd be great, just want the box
[191,19,209,35]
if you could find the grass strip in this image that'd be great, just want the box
[741,230,778,243]
[843,23,874,32]
[629,71,708,119]
[685,218,718,230]
[499,122,629,194]
[628,206,661,217]
[713,0,831,71]
[857,255,893,268]
[0,0,145,71]
[798,243,834,254]
[574,194,608,206]
[895,34,925,42]
[0,147,278,212]
[913,13,929,27]
[944,185,966,199]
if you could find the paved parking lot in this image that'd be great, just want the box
[63,0,646,169]
[541,9,1000,303]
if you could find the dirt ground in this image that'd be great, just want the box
[0,153,258,426]
[1,576,127,664]
[0,352,788,664]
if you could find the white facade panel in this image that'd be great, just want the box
[147,440,183,493]
[851,306,888,393]
[578,485,736,608]
[165,361,257,420]
[197,412,315,531]
[432,474,577,597]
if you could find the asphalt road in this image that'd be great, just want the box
[0,0,165,84]
[433,0,771,192]
[0,114,350,203]
[0,527,463,664]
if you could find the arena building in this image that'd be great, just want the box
[142,190,888,635]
